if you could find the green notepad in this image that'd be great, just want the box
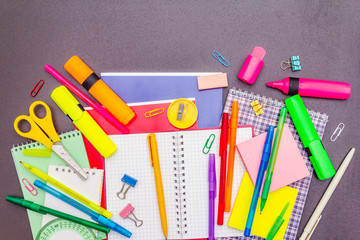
[10,130,90,239]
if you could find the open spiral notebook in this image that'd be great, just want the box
[105,127,253,240]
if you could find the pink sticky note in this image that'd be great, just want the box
[236,124,310,192]
[197,73,228,90]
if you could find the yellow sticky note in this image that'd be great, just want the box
[228,172,298,240]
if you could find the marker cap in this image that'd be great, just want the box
[238,46,266,84]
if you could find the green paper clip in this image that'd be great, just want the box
[202,134,215,154]
[23,148,52,157]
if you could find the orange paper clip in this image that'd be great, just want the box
[22,178,38,196]
[145,108,164,118]
[30,79,45,97]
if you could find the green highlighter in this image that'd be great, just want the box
[285,95,335,180]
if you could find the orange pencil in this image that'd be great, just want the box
[224,101,239,212]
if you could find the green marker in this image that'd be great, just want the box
[6,196,110,234]
[266,202,290,240]
[285,95,335,180]
[260,107,287,212]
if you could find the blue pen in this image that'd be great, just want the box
[244,126,274,237]
[34,180,132,238]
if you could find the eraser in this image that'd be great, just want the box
[197,73,228,90]
[238,46,266,85]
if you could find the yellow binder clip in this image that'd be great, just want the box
[145,108,165,118]
[250,100,266,116]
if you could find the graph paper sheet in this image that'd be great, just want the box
[105,127,253,240]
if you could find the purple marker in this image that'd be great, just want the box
[208,153,216,240]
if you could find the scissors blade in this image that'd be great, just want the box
[52,143,88,180]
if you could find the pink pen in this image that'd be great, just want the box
[44,64,130,134]
[267,77,351,100]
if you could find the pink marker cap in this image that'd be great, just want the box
[119,204,134,218]
[238,46,266,84]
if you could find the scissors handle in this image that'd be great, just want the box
[29,101,61,143]
[14,115,53,149]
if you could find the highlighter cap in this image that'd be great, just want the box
[285,95,335,180]
[64,56,94,85]
[51,86,83,121]
[238,46,266,84]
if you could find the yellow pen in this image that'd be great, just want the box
[20,161,112,219]
[147,133,168,240]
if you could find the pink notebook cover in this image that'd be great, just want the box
[236,124,310,192]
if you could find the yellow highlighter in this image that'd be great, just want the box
[20,161,113,219]
[147,133,168,239]
[64,56,135,125]
[51,86,117,158]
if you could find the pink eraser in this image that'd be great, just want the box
[119,204,134,218]
[238,46,266,85]
[197,73,228,90]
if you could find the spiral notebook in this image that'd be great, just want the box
[105,127,253,240]
[223,88,329,240]
[10,130,90,239]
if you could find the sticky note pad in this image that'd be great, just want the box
[197,73,228,90]
[237,124,310,192]
[228,173,298,239]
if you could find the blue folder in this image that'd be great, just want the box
[101,75,223,128]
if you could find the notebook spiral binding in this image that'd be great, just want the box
[229,88,328,121]
[54,165,97,176]
[11,130,82,153]
[171,134,188,236]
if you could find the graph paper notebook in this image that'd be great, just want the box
[223,88,328,240]
[105,127,253,240]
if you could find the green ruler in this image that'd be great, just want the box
[36,219,105,240]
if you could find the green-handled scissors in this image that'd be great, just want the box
[14,101,88,180]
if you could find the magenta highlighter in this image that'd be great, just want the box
[238,46,266,84]
[267,77,351,100]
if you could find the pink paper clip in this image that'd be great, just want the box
[119,204,143,227]
[22,178,38,196]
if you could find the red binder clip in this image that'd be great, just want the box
[30,79,45,97]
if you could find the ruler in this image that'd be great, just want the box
[36,218,104,240]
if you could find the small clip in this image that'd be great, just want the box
[145,108,164,118]
[203,134,216,154]
[22,178,38,196]
[212,51,230,67]
[117,174,138,200]
[30,79,45,97]
[251,100,267,116]
[281,56,301,71]
[120,204,143,227]
[330,123,345,142]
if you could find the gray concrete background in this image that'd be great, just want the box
[1,1,359,239]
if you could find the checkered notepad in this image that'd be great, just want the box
[220,88,328,240]
[105,127,253,240]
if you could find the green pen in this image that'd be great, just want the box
[266,202,290,240]
[260,107,287,212]
[6,196,110,234]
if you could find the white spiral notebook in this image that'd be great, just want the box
[105,127,253,240]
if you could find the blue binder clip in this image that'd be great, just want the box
[212,51,230,67]
[117,174,138,199]
[281,56,301,71]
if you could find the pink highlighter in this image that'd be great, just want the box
[238,46,266,84]
[267,77,351,99]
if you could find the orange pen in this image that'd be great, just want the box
[224,101,239,212]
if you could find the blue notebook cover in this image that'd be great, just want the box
[101,74,223,128]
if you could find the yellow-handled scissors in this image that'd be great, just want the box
[14,101,88,180]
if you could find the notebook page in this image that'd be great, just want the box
[106,132,178,240]
[41,165,104,227]
[180,127,253,239]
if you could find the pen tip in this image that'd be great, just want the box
[259,211,262,215]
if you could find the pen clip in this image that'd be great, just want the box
[306,215,322,240]
[147,134,155,167]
